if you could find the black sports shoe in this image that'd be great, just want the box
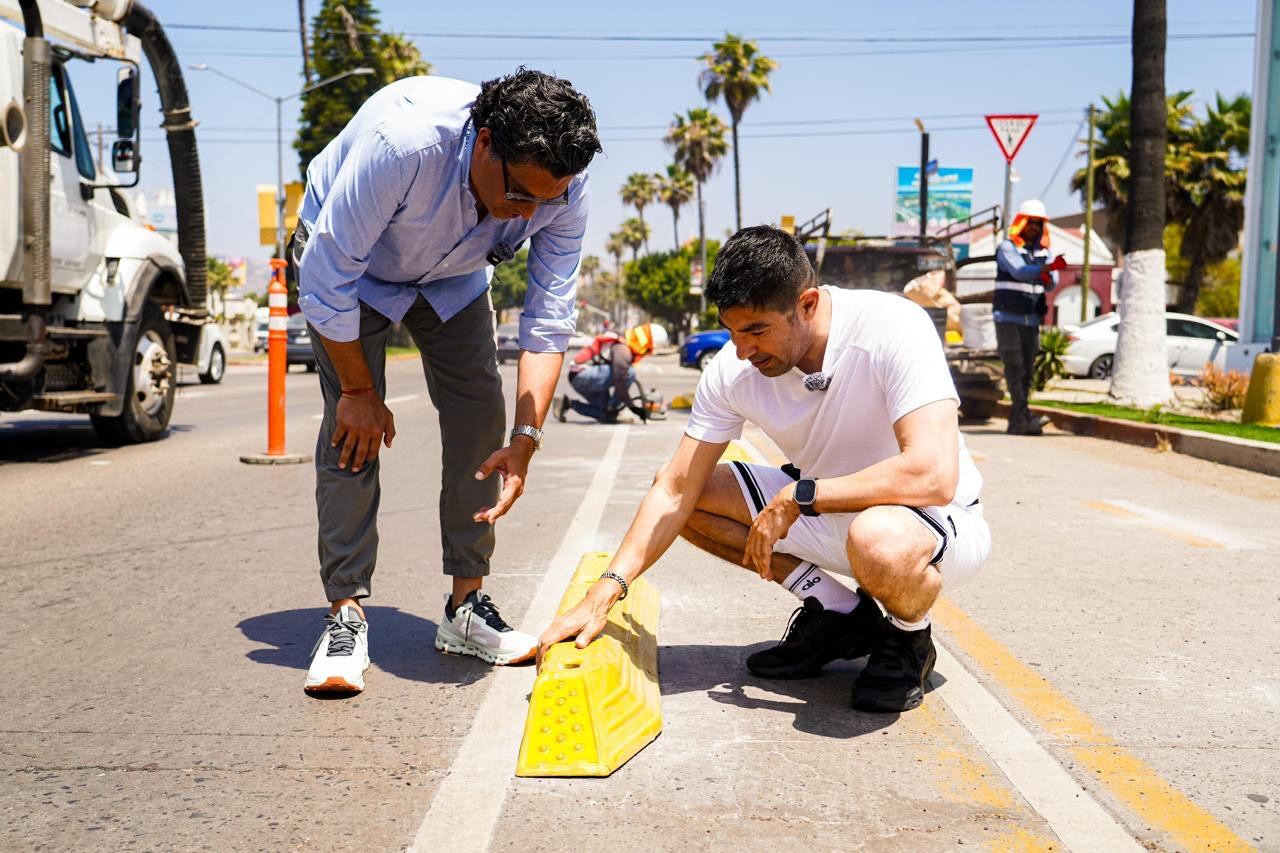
[852,622,937,712]
[746,594,884,680]
[556,394,570,423]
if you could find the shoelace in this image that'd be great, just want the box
[318,612,365,658]
[468,593,513,633]
[776,603,823,649]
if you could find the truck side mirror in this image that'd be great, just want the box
[111,138,138,173]
[116,65,140,140]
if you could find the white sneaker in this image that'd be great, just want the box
[435,591,536,665]
[304,605,370,694]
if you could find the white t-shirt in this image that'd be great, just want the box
[686,287,982,508]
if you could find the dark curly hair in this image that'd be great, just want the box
[470,68,602,179]
[706,226,815,314]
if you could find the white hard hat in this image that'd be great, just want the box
[1016,199,1048,219]
[649,323,669,350]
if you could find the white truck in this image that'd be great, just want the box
[0,0,214,443]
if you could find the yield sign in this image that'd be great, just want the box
[985,114,1038,163]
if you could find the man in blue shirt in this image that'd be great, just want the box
[993,199,1065,436]
[294,69,601,695]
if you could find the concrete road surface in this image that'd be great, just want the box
[1,352,1276,851]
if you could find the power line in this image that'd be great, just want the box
[165,23,1253,44]
[1040,112,1090,198]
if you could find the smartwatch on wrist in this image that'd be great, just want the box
[794,478,819,517]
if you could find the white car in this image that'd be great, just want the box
[1061,312,1239,379]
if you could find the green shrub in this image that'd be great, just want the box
[1032,326,1071,392]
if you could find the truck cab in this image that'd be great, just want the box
[0,0,206,442]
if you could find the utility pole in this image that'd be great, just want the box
[94,122,104,173]
[914,119,929,240]
[1081,103,1096,323]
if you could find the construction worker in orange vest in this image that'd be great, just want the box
[556,322,668,423]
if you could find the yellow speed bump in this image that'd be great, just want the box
[719,440,756,463]
[517,552,661,777]
[669,394,695,410]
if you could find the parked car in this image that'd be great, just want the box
[680,329,730,371]
[286,313,317,371]
[1061,312,1239,379]
[496,324,521,364]
[254,319,269,353]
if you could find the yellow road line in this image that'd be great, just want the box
[932,597,1252,852]
[1087,500,1226,549]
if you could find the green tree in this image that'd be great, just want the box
[658,164,695,250]
[665,107,729,287]
[620,173,658,254]
[207,257,237,321]
[295,0,432,177]
[605,232,626,277]
[699,34,778,231]
[620,217,651,262]
[489,247,529,311]
[623,242,720,334]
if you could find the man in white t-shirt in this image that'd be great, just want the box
[538,226,990,712]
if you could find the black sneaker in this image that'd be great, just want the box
[746,594,884,680]
[556,394,570,423]
[852,622,937,712]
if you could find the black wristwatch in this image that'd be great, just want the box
[793,478,819,517]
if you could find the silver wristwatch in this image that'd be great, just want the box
[510,424,543,452]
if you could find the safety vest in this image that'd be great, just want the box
[571,332,624,371]
[993,238,1051,319]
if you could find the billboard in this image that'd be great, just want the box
[893,166,974,255]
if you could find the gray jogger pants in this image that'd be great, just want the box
[304,288,504,601]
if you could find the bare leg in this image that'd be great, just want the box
[845,506,940,622]
[681,509,803,584]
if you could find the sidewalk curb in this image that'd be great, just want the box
[995,401,1280,478]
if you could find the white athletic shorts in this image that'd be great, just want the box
[728,461,991,589]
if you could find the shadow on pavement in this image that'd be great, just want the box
[238,605,483,686]
[659,642,945,739]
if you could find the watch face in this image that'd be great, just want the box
[795,479,816,504]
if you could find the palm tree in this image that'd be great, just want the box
[666,107,729,308]
[579,254,600,291]
[620,173,658,254]
[1170,93,1249,312]
[658,164,695,250]
[298,1,312,84]
[700,34,778,231]
[1070,90,1194,253]
[605,233,625,274]
[1111,0,1172,406]
[620,217,651,262]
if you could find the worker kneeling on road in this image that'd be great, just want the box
[539,226,990,713]
[556,323,667,424]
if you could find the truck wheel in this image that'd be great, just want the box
[698,348,719,371]
[200,343,225,384]
[959,397,998,421]
[91,302,176,444]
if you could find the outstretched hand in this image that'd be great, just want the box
[472,439,534,524]
[536,590,613,669]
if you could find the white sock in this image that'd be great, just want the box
[887,612,931,632]
[780,562,859,613]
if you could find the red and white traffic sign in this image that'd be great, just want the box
[985,114,1038,163]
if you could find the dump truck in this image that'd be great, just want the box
[794,208,1004,421]
[0,0,208,442]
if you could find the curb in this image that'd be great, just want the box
[995,401,1280,478]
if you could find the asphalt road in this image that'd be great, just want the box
[1,351,1276,851]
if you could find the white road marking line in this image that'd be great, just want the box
[932,642,1144,852]
[408,426,630,853]
[180,391,208,399]
[1097,498,1261,549]
[87,460,111,466]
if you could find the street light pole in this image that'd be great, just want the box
[189,64,375,261]
[914,118,928,241]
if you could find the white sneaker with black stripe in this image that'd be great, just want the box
[435,591,536,665]
[304,605,370,694]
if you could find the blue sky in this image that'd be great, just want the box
[83,1,1259,272]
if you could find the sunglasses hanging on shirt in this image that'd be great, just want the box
[803,372,832,392]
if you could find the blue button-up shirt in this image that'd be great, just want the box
[296,76,588,351]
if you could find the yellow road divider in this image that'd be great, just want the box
[517,552,661,777]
